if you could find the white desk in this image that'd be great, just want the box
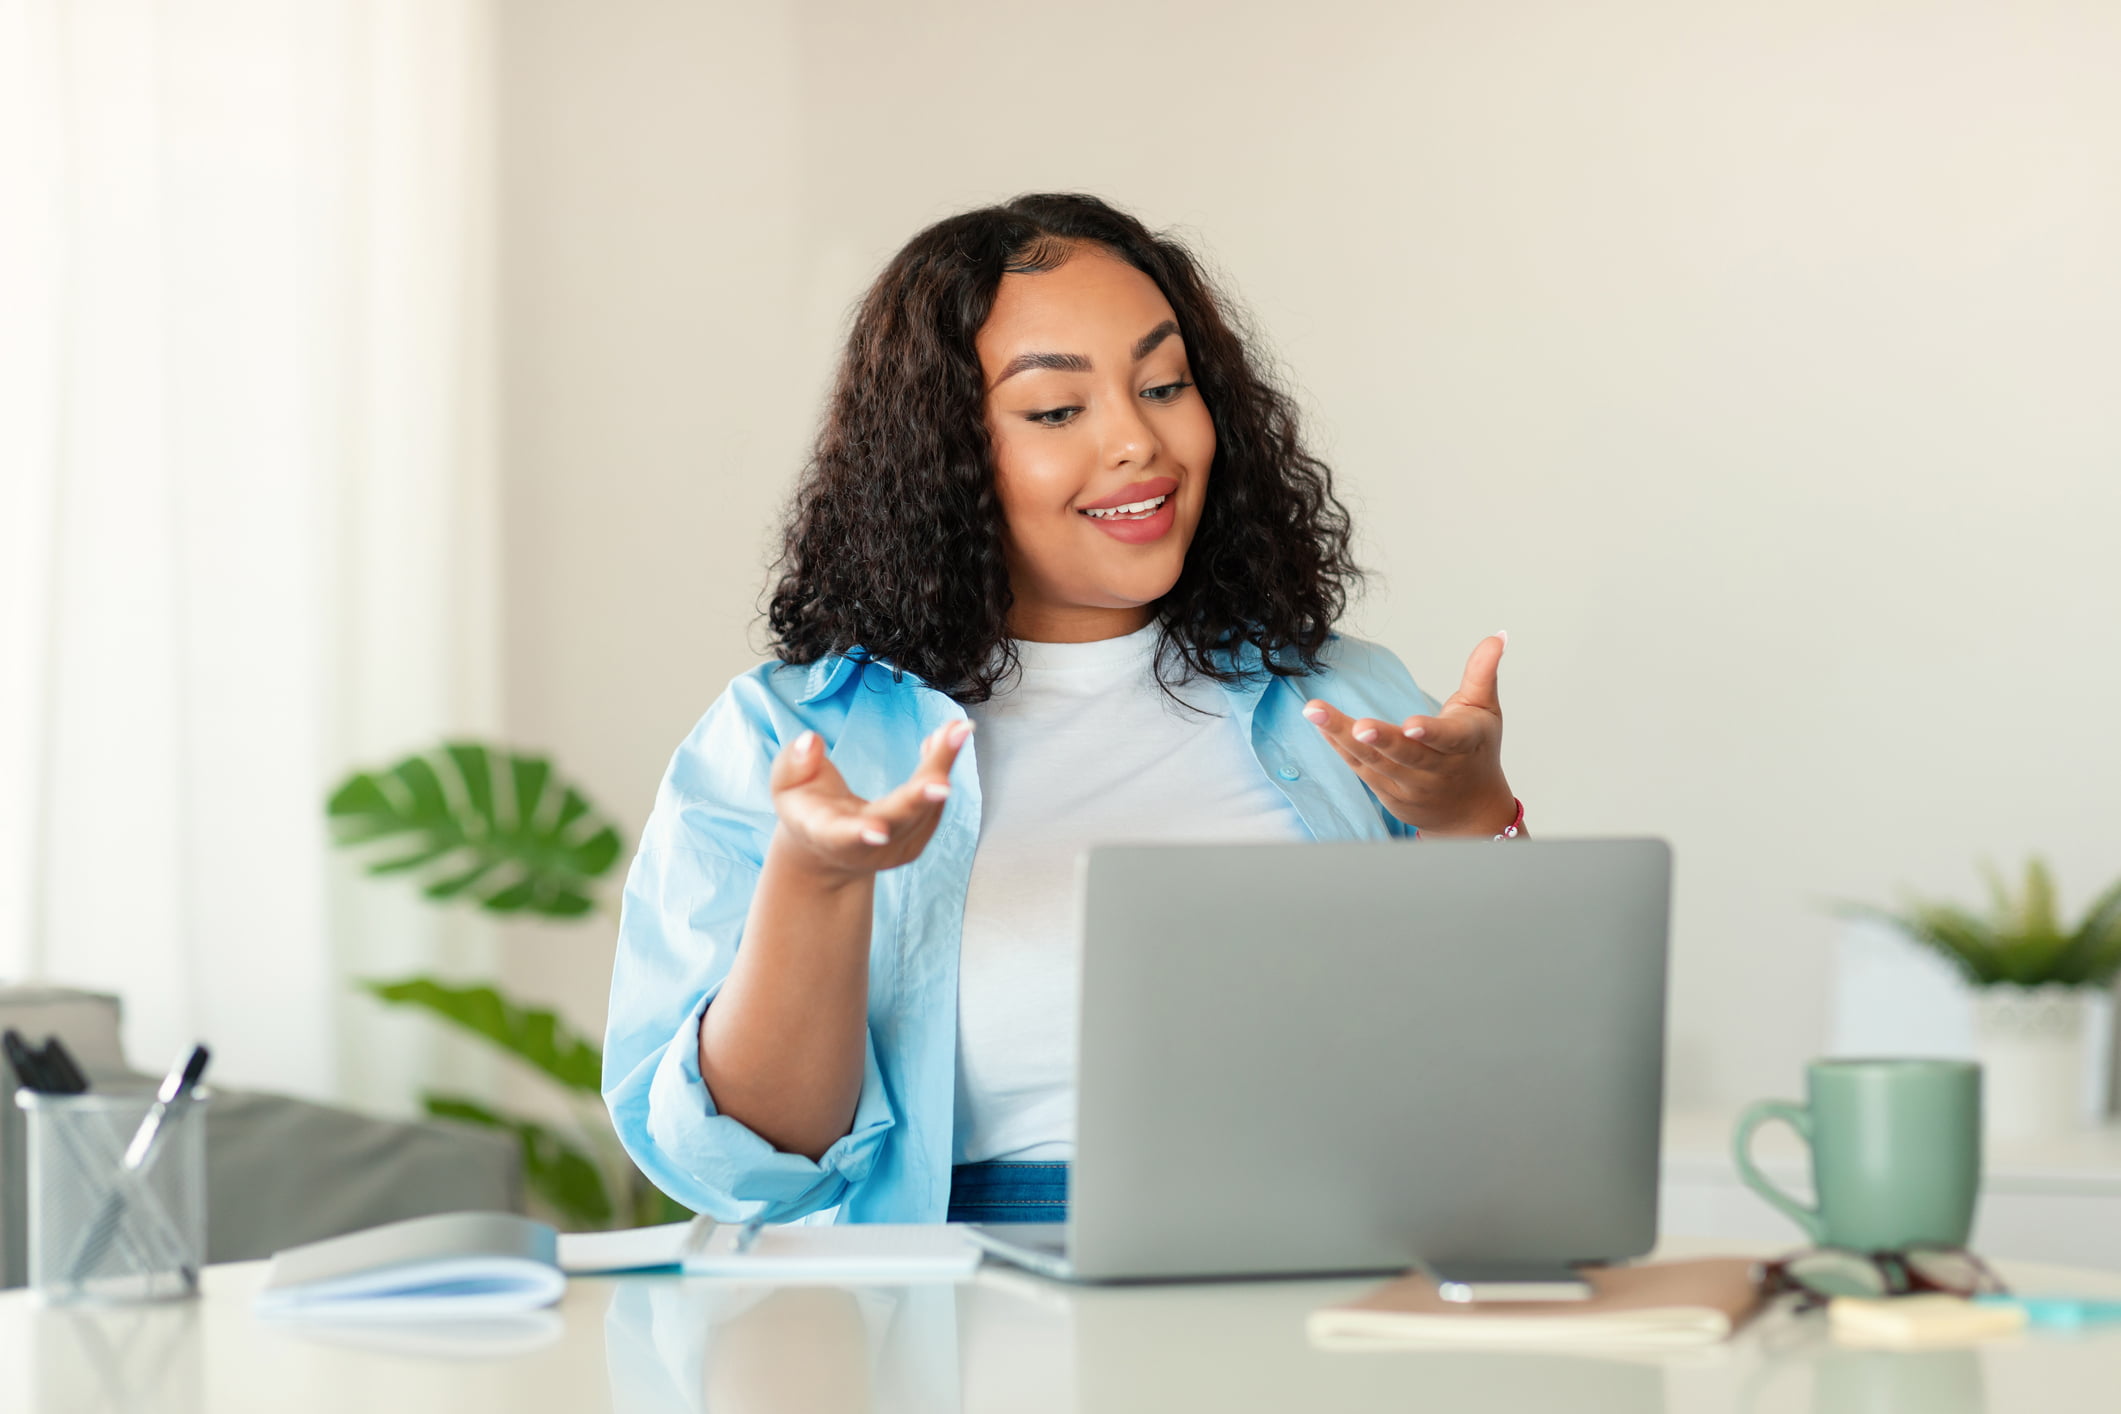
[1662,1109,2121,1270]
[5,1240,2121,1413]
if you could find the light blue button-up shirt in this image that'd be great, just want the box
[603,632,1441,1224]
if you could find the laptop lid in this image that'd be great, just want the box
[1065,837,1671,1281]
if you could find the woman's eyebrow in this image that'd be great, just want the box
[992,351,1092,386]
[1132,319,1179,360]
[989,320,1182,389]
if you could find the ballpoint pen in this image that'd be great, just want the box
[65,1043,211,1287]
[668,1214,766,1264]
[121,1045,211,1170]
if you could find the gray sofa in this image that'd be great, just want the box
[2,984,523,1287]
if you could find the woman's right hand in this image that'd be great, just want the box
[767,720,973,879]
[707,720,974,1159]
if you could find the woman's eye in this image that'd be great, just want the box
[1141,380,1194,403]
[1025,406,1080,426]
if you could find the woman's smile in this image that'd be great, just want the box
[1077,475,1180,543]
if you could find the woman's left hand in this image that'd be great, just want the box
[1302,632,1518,838]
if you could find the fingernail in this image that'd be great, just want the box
[795,730,820,755]
[1301,707,1327,725]
[1496,629,1509,651]
[861,827,889,845]
[1404,726,1426,740]
[949,720,974,746]
[1353,726,1378,743]
[922,783,950,802]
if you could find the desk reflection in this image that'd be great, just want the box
[604,1280,969,1413]
[601,1272,1668,1414]
[1730,1343,1988,1414]
[1813,1348,1986,1414]
[30,1303,203,1414]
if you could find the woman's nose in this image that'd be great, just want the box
[1101,395,1159,469]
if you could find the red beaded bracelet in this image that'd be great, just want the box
[1413,798,1525,841]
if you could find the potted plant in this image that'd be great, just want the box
[328,742,686,1229]
[1845,860,2121,1139]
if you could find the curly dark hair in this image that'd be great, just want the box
[766,192,1363,704]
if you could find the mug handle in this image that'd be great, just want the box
[1732,1099,1827,1245]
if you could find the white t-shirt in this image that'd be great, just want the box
[952,621,1312,1164]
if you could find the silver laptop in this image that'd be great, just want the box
[967,837,1672,1283]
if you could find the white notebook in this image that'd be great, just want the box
[683,1223,981,1282]
[255,1214,980,1320]
[256,1213,570,1321]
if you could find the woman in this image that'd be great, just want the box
[604,193,1521,1226]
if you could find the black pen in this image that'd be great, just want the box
[123,1044,211,1171]
[43,1036,91,1095]
[2,1029,50,1092]
[2,1031,93,1096]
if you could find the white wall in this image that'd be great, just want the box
[496,0,2121,1109]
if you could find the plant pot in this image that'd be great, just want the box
[1974,985,2109,1141]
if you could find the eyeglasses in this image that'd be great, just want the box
[1758,1247,2009,1309]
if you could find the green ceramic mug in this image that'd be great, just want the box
[1733,1058,1983,1251]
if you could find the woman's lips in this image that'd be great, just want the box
[1077,475,1179,511]
[1080,493,1176,545]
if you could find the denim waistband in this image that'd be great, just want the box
[947,1161,1070,1225]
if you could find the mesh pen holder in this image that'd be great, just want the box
[15,1087,209,1304]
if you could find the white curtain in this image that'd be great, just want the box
[0,0,501,1110]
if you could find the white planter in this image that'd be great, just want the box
[1832,921,2116,1135]
[1974,985,2108,1141]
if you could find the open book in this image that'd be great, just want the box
[255,1213,701,1320]
[1308,1258,1766,1351]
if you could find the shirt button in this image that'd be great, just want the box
[1277,764,1301,781]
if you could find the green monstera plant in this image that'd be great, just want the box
[329,742,687,1229]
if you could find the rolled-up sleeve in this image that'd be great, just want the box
[602,682,897,1223]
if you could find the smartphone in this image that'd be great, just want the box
[1423,1263,1595,1303]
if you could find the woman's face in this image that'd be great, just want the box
[977,245,1216,643]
